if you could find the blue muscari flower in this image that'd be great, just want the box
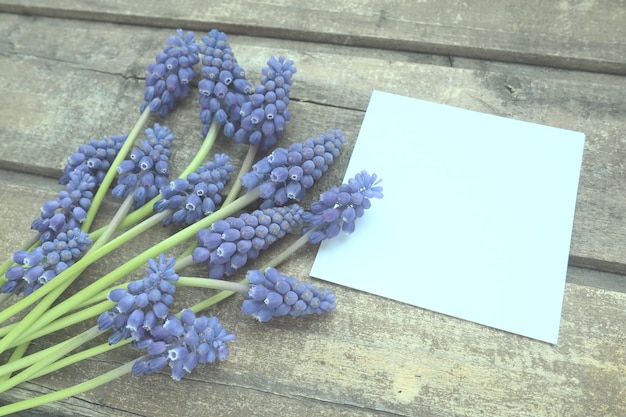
[131,309,235,380]
[2,228,92,296]
[241,268,336,322]
[60,135,127,186]
[191,204,304,279]
[97,254,178,345]
[234,56,296,151]
[141,29,200,118]
[32,166,97,242]
[198,29,253,137]
[111,123,174,209]
[302,170,383,244]
[240,130,346,209]
[153,154,233,226]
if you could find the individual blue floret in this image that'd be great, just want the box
[197,29,253,137]
[60,135,127,186]
[2,228,92,296]
[241,268,336,322]
[140,29,201,118]
[302,170,383,244]
[97,254,179,344]
[111,123,174,209]
[234,56,296,151]
[153,153,233,226]
[240,130,346,209]
[191,204,304,279]
[131,309,235,380]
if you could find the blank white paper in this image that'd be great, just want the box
[310,90,585,343]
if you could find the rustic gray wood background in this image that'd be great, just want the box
[0,1,624,416]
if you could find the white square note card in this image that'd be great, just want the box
[310,90,585,343]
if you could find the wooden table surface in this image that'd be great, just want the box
[0,1,625,416]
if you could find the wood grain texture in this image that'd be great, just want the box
[0,5,625,417]
[1,15,625,272]
[0,0,624,74]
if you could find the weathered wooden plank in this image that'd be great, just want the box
[1,14,626,272]
[0,0,624,74]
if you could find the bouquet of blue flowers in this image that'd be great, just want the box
[0,29,382,414]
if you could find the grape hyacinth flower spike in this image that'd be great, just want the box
[240,130,346,209]
[153,153,233,226]
[111,123,174,209]
[141,29,201,118]
[3,228,92,296]
[31,166,97,243]
[302,170,383,244]
[131,309,235,380]
[198,29,253,136]
[192,204,304,279]
[60,134,127,186]
[234,56,297,151]
[242,268,336,322]
[98,254,179,345]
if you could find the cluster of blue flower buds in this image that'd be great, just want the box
[131,309,235,380]
[99,255,234,380]
[197,29,253,137]
[98,254,180,344]
[111,123,174,209]
[31,167,96,243]
[302,170,383,243]
[242,268,336,322]
[3,228,92,296]
[141,29,200,118]
[240,130,346,208]
[60,134,127,186]
[192,204,304,279]
[233,56,296,151]
[153,154,233,226]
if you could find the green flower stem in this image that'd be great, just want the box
[0,340,30,382]
[0,356,139,416]
[7,188,261,346]
[9,300,114,350]
[263,230,313,269]
[92,189,136,250]
[0,338,74,379]
[189,284,241,313]
[0,322,14,338]
[174,254,194,270]
[82,107,151,232]
[177,277,249,294]
[75,285,123,311]
[0,331,129,383]
[180,119,221,178]
[30,338,132,381]
[222,144,258,206]
[0,272,78,356]
[0,325,102,395]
